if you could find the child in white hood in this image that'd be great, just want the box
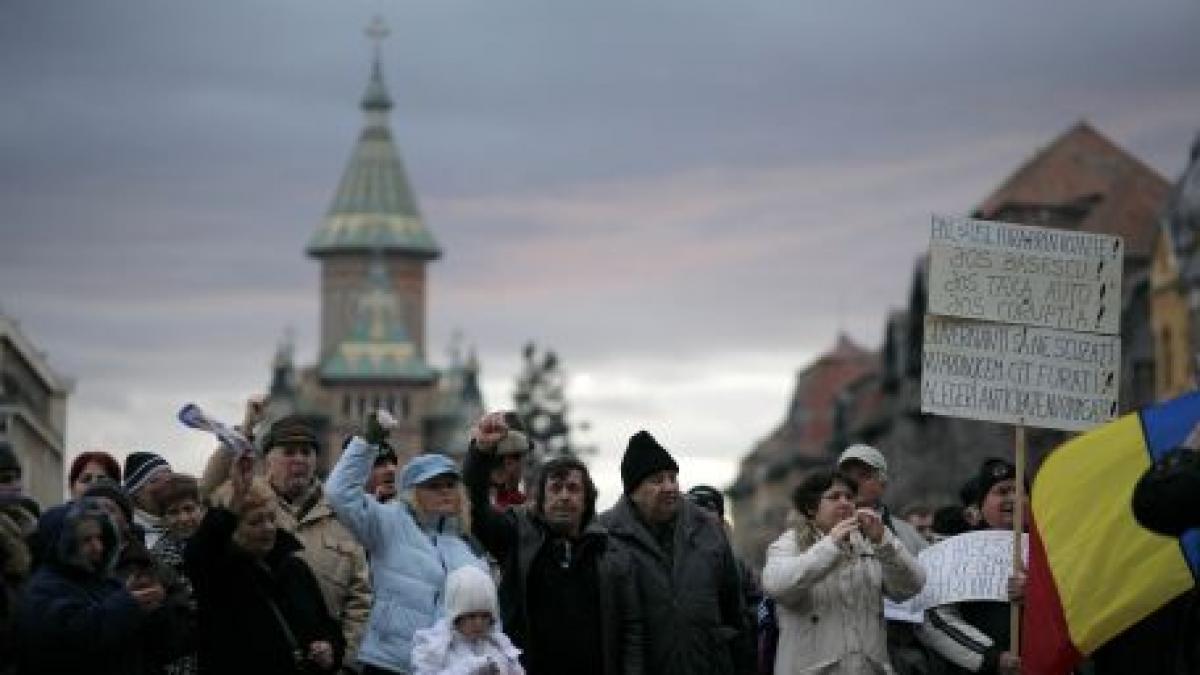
[412,565,524,675]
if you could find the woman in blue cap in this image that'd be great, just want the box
[326,412,487,675]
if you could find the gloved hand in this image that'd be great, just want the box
[364,410,392,447]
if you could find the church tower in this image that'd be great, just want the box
[303,18,441,463]
[307,17,440,362]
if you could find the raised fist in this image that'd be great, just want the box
[472,412,509,452]
[364,410,395,447]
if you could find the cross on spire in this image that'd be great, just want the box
[366,15,390,49]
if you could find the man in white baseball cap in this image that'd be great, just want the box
[837,443,934,675]
[836,444,926,554]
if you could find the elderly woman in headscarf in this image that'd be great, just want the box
[15,498,165,673]
[326,413,487,675]
[762,469,924,674]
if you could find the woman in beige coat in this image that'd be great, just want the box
[762,470,925,674]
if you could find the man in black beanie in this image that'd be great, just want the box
[917,458,1025,675]
[600,431,752,675]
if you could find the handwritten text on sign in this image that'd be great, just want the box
[906,530,1029,612]
[927,215,1123,335]
[921,315,1120,431]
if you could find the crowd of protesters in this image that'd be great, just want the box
[0,400,1197,675]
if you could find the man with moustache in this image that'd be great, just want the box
[464,412,643,675]
[600,431,752,675]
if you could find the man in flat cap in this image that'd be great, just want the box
[600,431,752,675]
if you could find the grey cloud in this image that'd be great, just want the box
[2,0,1198,478]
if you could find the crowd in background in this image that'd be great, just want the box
[0,400,1195,675]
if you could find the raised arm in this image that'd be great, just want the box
[323,436,387,550]
[461,439,519,560]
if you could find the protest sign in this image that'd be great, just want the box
[921,315,1121,431]
[927,214,1123,336]
[908,530,1029,612]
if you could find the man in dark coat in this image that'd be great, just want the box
[14,498,165,674]
[464,411,643,675]
[600,431,753,675]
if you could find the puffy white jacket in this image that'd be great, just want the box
[412,618,524,675]
[762,520,925,675]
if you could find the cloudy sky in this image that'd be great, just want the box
[2,0,1198,506]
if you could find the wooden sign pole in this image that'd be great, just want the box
[1011,424,1026,655]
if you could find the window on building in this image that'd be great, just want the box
[386,395,395,413]
[357,396,366,418]
[401,395,411,420]
[343,395,352,418]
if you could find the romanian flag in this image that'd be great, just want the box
[1023,391,1200,674]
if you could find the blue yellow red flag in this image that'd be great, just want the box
[1023,391,1200,674]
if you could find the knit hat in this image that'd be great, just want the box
[444,565,498,623]
[970,458,1017,506]
[838,444,888,480]
[1132,446,1200,536]
[123,452,171,495]
[373,442,399,467]
[620,431,678,493]
[687,485,725,518]
[400,453,460,489]
[261,414,319,454]
[83,482,135,526]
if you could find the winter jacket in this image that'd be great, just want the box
[0,501,35,674]
[206,449,372,667]
[463,446,644,675]
[325,437,487,673]
[150,533,200,675]
[918,602,1010,674]
[115,535,196,674]
[184,507,345,675]
[412,618,524,675]
[14,500,147,675]
[762,519,925,675]
[600,496,753,675]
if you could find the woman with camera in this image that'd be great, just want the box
[762,469,925,674]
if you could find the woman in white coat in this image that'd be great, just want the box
[762,470,925,675]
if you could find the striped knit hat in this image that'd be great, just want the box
[123,452,171,495]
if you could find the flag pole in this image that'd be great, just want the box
[1012,424,1026,655]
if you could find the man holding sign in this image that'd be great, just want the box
[917,459,1026,675]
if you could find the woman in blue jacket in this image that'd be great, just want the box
[326,415,486,675]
